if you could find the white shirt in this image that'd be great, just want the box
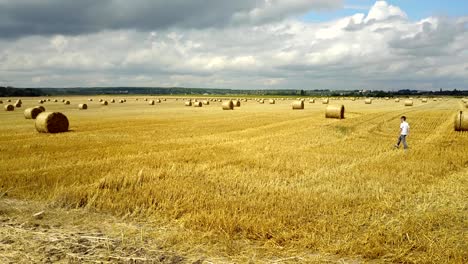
[400,121,410,135]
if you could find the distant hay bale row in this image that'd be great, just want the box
[405,100,413,106]
[35,112,69,133]
[292,100,304,110]
[325,105,345,119]
[24,107,44,119]
[454,111,468,131]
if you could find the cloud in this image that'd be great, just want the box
[0,0,342,39]
[0,1,467,90]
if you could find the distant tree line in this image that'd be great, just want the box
[0,86,45,97]
[1,86,467,97]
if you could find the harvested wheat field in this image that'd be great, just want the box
[0,96,467,263]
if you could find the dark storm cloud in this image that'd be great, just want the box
[0,0,341,38]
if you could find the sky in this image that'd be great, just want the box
[0,0,467,91]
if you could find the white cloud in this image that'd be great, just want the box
[364,1,407,23]
[0,1,466,90]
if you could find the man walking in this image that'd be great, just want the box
[395,116,410,149]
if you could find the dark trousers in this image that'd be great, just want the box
[396,135,408,149]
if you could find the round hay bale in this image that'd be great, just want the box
[47,99,50,101]
[454,111,468,131]
[365,99,372,104]
[232,100,241,107]
[15,102,22,108]
[35,105,46,112]
[325,105,345,119]
[7,99,11,102]
[4,104,14,111]
[222,100,234,110]
[395,98,400,102]
[202,100,210,105]
[155,99,161,103]
[404,100,413,106]
[0,100,3,104]
[144,98,148,101]
[88,98,93,102]
[322,98,329,104]
[24,107,44,119]
[433,98,437,101]
[64,100,70,105]
[99,99,103,102]
[163,98,166,101]
[148,100,155,105]
[110,99,115,103]
[309,99,315,104]
[16,99,22,104]
[54,99,58,102]
[269,99,275,104]
[421,98,428,103]
[193,101,202,107]
[185,101,192,106]
[61,99,66,102]
[119,99,124,103]
[38,100,44,104]
[101,101,108,106]
[351,98,356,101]
[35,112,69,133]
[292,100,304,110]
[78,104,88,110]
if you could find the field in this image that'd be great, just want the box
[0,97,467,263]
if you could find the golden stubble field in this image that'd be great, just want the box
[0,96,467,263]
